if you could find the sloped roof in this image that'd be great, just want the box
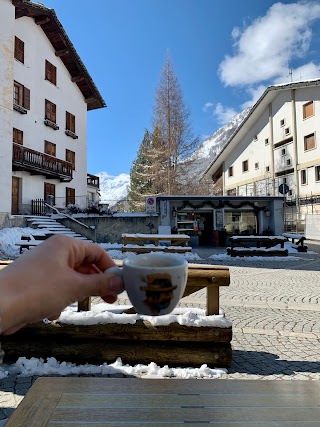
[203,78,320,178]
[12,0,106,111]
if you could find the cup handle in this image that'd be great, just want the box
[103,265,123,279]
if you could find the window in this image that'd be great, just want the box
[45,99,56,123]
[286,159,291,166]
[44,182,55,204]
[280,119,285,127]
[283,177,287,184]
[66,149,75,169]
[304,133,315,151]
[66,112,75,133]
[227,188,236,196]
[242,160,248,172]
[288,190,293,196]
[315,166,320,182]
[285,127,290,136]
[45,60,57,85]
[13,128,23,145]
[13,81,30,110]
[228,166,233,177]
[301,169,307,185]
[66,187,75,205]
[14,36,24,63]
[44,141,56,156]
[281,148,286,156]
[255,162,259,169]
[303,101,314,119]
[266,166,270,172]
[265,138,269,145]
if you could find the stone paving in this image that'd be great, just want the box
[1,241,320,421]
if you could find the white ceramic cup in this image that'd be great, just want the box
[105,253,188,316]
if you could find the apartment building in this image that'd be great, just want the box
[202,79,320,222]
[0,0,105,226]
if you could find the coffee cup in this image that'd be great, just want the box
[105,253,188,316]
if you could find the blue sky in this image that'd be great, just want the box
[42,0,320,176]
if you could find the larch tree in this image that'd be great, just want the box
[152,54,199,195]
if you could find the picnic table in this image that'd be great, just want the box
[6,377,320,426]
[282,232,308,252]
[227,235,288,257]
[122,233,191,254]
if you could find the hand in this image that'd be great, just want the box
[0,234,124,335]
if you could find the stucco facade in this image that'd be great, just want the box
[0,0,104,224]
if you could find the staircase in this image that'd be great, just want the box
[25,215,93,242]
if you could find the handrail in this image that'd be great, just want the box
[44,203,92,230]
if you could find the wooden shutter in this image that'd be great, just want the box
[14,37,24,63]
[13,128,23,145]
[45,60,57,85]
[66,112,75,132]
[66,149,75,169]
[303,102,314,119]
[305,134,315,151]
[66,187,75,205]
[45,141,56,156]
[23,87,30,110]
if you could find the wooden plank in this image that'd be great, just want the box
[6,378,320,426]
[2,320,232,342]
[1,338,231,367]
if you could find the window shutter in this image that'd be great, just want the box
[71,114,75,132]
[303,102,314,119]
[52,103,56,122]
[14,37,24,63]
[23,87,30,110]
[66,112,71,130]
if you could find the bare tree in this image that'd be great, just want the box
[152,54,199,195]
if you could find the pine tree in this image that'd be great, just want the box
[127,130,155,211]
[152,54,199,195]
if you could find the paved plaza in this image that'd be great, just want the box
[1,241,320,421]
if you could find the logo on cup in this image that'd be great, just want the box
[140,273,177,315]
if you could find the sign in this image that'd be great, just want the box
[278,183,289,195]
[145,196,156,213]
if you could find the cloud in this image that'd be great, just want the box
[202,102,214,112]
[213,103,238,126]
[218,1,320,87]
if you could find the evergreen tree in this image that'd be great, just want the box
[152,54,199,195]
[127,130,154,211]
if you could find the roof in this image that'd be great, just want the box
[12,0,106,111]
[203,78,320,178]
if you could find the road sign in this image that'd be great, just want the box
[278,183,289,194]
[145,196,156,212]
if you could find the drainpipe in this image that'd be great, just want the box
[269,103,275,195]
[291,89,300,223]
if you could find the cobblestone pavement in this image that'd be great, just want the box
[1,241,320,421]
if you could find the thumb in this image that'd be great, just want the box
[80,266,124,298]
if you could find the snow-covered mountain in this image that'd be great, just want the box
[97,172,130,205]
[97,107,251,203]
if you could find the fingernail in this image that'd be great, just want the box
[109,276,124,293]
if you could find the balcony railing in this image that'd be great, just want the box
[12,143,73,182]
[87,173,100,188]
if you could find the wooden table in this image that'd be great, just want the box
[122,233,190,247]
[228,235,288,257]
[6,377,320,426]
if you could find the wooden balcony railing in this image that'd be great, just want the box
[12,143,73,182]
[87,173,100,188]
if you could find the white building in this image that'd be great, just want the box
[202,79,320,228]
[0,0,104,226]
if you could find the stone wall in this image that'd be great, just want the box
[59,214,160,243]
[0,213,26,229]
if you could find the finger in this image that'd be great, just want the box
[76,270,124,299]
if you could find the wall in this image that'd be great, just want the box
[59,214,160,243]
[0,0,14,214]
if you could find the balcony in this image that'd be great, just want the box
[87,173,100,188]
[12,143,73,182]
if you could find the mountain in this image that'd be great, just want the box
[97,172,130,206]
[187,107,252,177]
[97,107,251,203]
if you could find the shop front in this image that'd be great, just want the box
[157,195,284,247]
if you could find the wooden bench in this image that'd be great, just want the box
[15,234,44,253]
[227,247,288,257]
[1,262,232,367]
[282,233,308,252]
[121,245,192,254]
[122,233,190,247]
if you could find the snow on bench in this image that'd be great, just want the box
[282,233,307,252]
[121,245,192,254]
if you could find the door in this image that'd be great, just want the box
[12,176,20,214]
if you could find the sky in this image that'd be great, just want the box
[38,1,320,176]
